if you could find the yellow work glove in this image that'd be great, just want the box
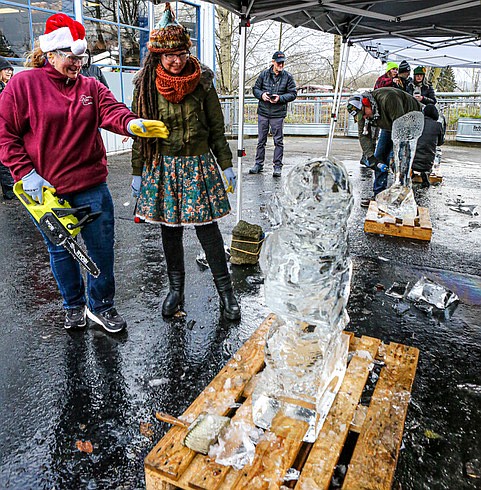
[127,119,169,139]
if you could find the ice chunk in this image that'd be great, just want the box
[208,420,263,470]
[376,111,424,219]
[407,276,459,310]
[385,282,409,299]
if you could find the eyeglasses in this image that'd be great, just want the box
[162,52,190,62]
[55,50,88,66]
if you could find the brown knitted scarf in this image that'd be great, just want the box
[155,56,201,104]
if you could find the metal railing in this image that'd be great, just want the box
[219,92,481,141]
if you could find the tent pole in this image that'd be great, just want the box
[326,40,351,157]
[235,19,248,223]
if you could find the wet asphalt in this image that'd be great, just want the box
[0,137,480,489]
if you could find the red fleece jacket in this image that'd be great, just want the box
[0,63,137,194]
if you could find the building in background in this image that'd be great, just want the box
[0,0,215,152]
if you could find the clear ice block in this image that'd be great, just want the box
[376,111,424,220]
[252,157,353,442]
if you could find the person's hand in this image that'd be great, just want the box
[393,77,401,86]
[131,175,142,198]
[262,93,271,102]
[269,94,280,103]
[127,119,169,139]
[223,167,237,193]
[368,156,387,172]
[22,169,54,204]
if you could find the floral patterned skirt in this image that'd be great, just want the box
[135,153,231,225]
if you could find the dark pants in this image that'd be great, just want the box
[0,162,14,195]
[373,129,393,195]
[255,115,284,168]
[161,222,229,277]
[34,183,116,313]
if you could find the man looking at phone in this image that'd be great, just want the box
[249,51,297,177]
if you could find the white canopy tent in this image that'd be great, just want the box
[201,0,481,221]
[359,38,481,68]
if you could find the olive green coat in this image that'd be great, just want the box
[358,88,422,158]
[131,65,232,176]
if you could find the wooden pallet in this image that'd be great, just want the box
[412,171,443,185]
[364,201,432,241]
[145,314,419,490]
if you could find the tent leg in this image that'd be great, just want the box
[326,41,351,158]
[235,21,248,224]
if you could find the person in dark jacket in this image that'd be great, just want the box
[347,88,422,204]
[407,66,437,105]
[80,49,109,88]
[0,56,15,199]
[249,51,297,177]
[397,60,412,91]
[130,4,240,321]
[412,104,445,187]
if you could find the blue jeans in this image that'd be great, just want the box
[34,183,115,313]
[255,115,284,167]
[373,129,393,195]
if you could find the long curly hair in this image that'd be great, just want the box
[134,51,161,164]
[24,44,47,68]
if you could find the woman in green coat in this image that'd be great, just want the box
[131,3,240,321]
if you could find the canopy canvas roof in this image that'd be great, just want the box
[210,0,481,45]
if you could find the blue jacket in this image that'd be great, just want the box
[253,67,297,118]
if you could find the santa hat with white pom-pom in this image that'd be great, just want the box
[39,13,87,55]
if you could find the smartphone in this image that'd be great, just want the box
[265,92,272,100]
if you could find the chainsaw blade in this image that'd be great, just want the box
[62,236,100,278]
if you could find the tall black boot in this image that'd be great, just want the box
[161,225,185,317]
[196,223,241,321]
[162,271,185,316]
[213,274,241,321]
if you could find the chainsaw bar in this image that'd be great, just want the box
[39,212,100,278]
[62,236,100,278]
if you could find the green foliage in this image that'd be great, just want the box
[436,66,457,92]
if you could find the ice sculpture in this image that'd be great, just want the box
[376,111,424,219]
[252,157,353,442]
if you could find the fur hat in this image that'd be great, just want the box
[39,13,87,55]
[148,2,192,54]
[414,66,426,75]
[386,61,398,72]
[0,56,13,71]
[398,60,411,74]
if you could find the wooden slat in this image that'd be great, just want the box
[145,314,275,482]
[364,202,432,241]
[342,342,419,490]
[296,336,381,490]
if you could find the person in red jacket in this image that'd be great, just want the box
[374,61,403,90]
[0,13,168,333]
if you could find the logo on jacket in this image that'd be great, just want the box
[80,95,93,106]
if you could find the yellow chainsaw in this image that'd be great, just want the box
[14,181,101,278]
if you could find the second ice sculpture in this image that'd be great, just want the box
[252,157,353,442]
[376,111,424,219]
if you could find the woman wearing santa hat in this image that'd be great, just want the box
[0,13,168,334]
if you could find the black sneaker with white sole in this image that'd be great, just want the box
[65,306,87,330]
[87,307,127,334]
